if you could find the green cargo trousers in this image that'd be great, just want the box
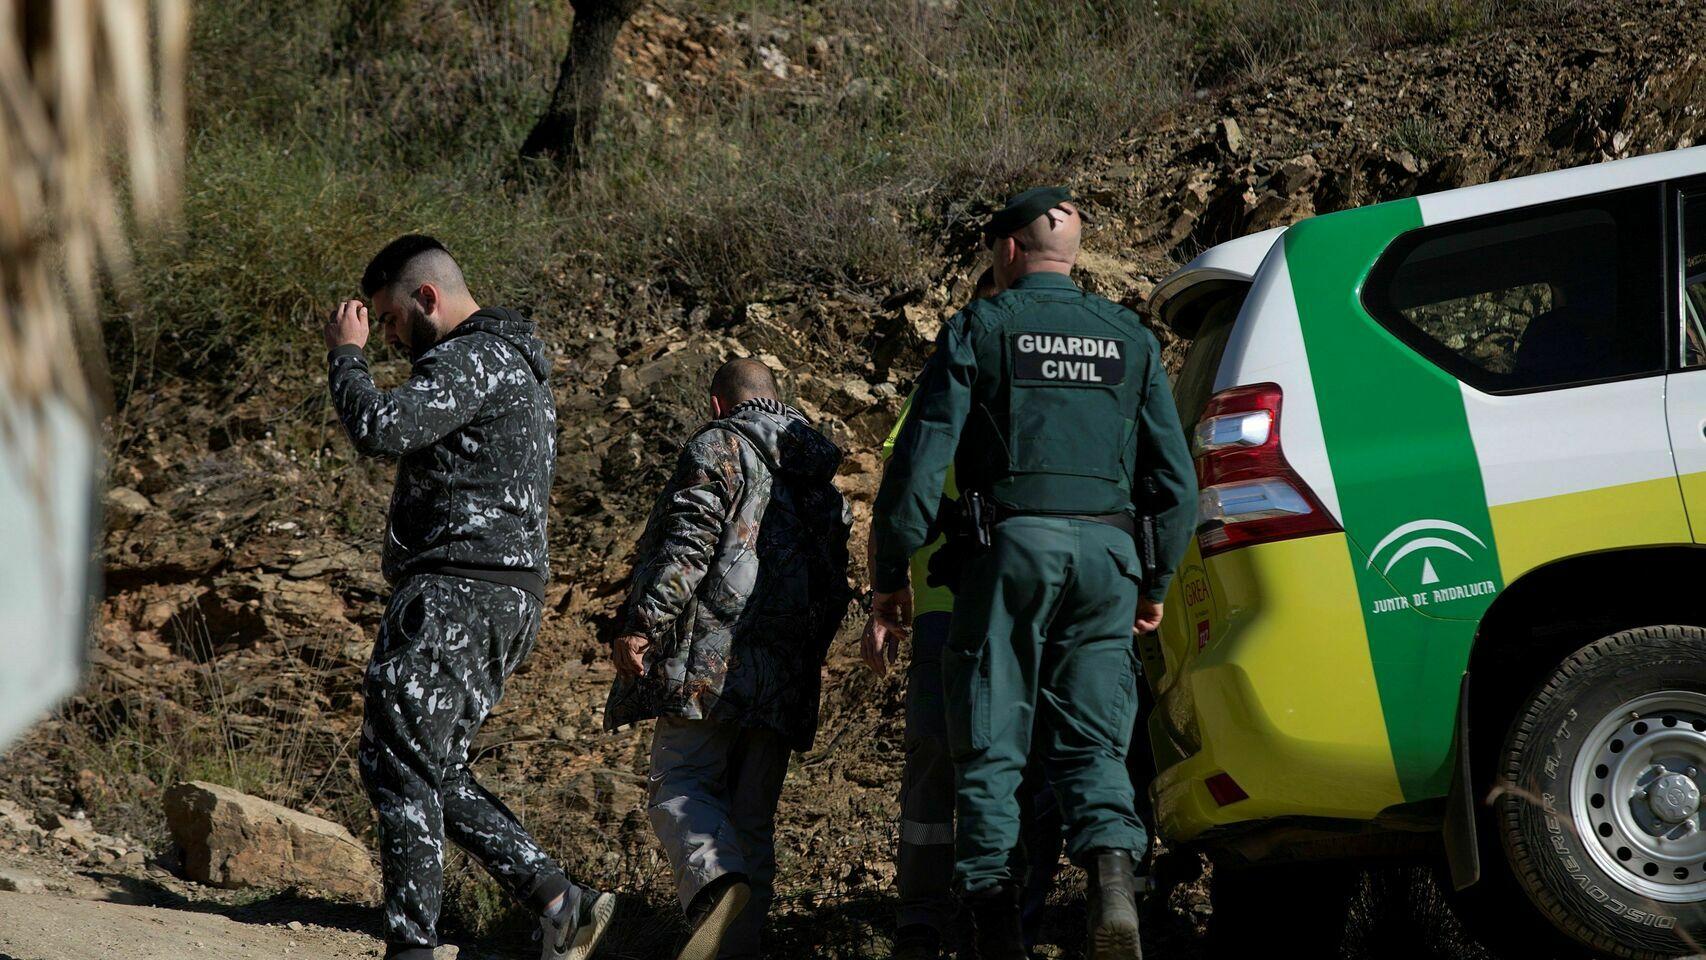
[942,515,1146,895]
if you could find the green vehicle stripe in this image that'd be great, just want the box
[1285,200,1505,801]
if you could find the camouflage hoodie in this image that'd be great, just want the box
[606,399,853,750]
[327,307,556,598]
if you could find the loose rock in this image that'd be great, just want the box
[1217,117,1244,155]
[164,781,379,902]
[0,869,48,894]
[104,487,153,529]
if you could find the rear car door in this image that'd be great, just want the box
[1338,183,1691,800]
[1373,184,1691,589]
[1666,185,1706,536]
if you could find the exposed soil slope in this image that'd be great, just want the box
[7,1,1706,957]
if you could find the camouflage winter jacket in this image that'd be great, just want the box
[328,307,556,598]
[605,399,853,750]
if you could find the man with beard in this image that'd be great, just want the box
[325,234,615,960]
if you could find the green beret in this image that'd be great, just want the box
[984,185,1074,241]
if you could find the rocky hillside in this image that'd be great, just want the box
[7,0,1706,957]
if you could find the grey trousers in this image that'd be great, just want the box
[648,717,791,959]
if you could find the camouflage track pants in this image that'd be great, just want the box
[359,574,572,952]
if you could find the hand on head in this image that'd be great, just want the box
[343,234,480,356]
[325,299,369,350]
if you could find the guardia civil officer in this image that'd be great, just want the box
[868,188,1197,960]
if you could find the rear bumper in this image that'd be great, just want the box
[1188,805,1444,867]
[1150,533,1414,841]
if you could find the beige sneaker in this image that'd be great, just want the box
[675,878,751,960]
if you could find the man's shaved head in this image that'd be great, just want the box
[1011,202,1081,261]
[362,234,470,300]
[991,201,1082,288]
[710,358,779,408]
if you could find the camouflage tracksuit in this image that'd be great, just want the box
[329,308,579,956]
[361,574,567,953]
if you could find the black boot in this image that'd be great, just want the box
[965,885,1026,960]
[888,924,942,960]
[1085,849,1142,959]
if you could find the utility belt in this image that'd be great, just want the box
[925,489,1158,594]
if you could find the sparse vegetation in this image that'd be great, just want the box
[1392,114,1451,164]
[53,608,353,848]
[109,0,1581,412]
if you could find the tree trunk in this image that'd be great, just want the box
[519,0,641,170]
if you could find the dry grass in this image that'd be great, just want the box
[56,606,363,848]
[105,0,1591,415]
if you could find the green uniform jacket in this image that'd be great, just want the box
[872,272,1197,603]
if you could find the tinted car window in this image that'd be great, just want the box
[1173,294,1242,430]
[1680,192,1706,369]
[1364,186,1665,393]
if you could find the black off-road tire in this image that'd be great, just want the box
[1496,625,1706,959]
[1204,860,1358,958]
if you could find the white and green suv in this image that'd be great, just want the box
[1144,145,1706,959]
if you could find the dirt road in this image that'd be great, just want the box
[0,891,384,960]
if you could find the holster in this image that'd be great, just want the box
[925,492,991,595]
[1139,477,1160,580]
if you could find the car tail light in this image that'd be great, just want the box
[1193,383,1339,558]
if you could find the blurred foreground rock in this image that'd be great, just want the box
[164,781,378,901]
